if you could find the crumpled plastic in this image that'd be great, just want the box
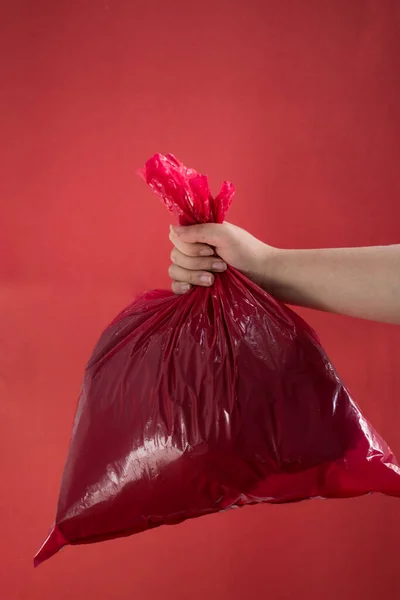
[35,153,400,566]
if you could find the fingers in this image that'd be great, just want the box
[171,223,224,246]
[171,280,192,295]
[168,224,228,295]
[169,227,214,257]
[169,262,222,289]
[170,247,227,273]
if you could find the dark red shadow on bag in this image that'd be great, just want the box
[35,154,400,566]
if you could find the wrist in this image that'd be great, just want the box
[258,245,287,297]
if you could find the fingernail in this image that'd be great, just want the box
[180,283,191,293]
[212,262,227,271]
[199,248,214,256]
[200,274,212,285]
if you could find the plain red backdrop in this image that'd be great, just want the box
[1,1,400,599]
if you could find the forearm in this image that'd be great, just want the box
[265,245,400,324]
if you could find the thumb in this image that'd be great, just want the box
[171,223,225,246]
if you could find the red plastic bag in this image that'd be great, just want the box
[35,154,400,566]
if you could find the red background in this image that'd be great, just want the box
[1,1,400,599]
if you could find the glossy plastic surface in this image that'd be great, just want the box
[35,154,400,566]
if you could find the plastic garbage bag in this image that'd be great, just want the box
[34,154,400,566]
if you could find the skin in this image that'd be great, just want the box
[169,223,400,325]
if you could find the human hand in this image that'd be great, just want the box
[169,222,276,294]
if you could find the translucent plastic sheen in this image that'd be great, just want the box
[35,154,400,566]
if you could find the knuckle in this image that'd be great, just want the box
[188,271,198,285]
[185,244,200,257]
[171,281,179,294]
[179,241,197,257]
[197,224,208,240]
[193,256,207,269]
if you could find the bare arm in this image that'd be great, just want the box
[169,223,400,325]
[267,245,400,324]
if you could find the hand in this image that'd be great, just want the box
[169,222,276,294]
